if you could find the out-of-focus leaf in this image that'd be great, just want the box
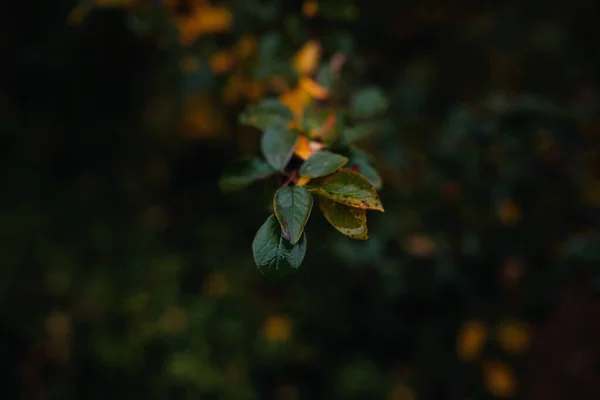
[307,169,384,211]
[351,86,388,119]
[273,186,313,245]
[239,99,295,131]
[341,122,379,144]
[252,215,306,275]
[260,119,299,170]
[318,197,368,239]
[299,150,348,178]
[219,158,276,192]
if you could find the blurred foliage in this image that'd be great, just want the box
[3,0,600,399]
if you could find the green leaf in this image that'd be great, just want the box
[307,169,384,212]
[299,150,348,179]
[347,148,382,190]
[351,87,388,119]
[273,186,313,245]
[301,107,341,144]
[260,119,299,171]
[318,197,368,240]
[219,157,276,192]
[252,215,307,275]
[341,122,380,144]
[239,99,295,131]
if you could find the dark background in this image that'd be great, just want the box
[2,0,600,399]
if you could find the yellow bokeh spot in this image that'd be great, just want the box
[483,361,517,398]
[294,41,321,76]
[45,312,71,339]
[234,35,258,60]
[405,234,436,259]
[496,320,531,355]
[302,1,318,18]
[158,306,188,334]
[390,385,415,400]
[498,198,521,226]
[177,6,232,46]
[209,51,235,75]
[457,320,488,361]
[263,315,292,343]
[203,273,229,297]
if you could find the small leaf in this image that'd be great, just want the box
[301,107,340,143]
[219,157,276,192]
[299,150,348,179]
[261,120,299,170]
[318,197,368,239]
[347,148,382,190]
[273,186,313,245]
[307,169,384,211]
[252,215,307,275]
[351,87,388,119]
[239,99,295,131]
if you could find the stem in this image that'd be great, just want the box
[283,170,297,187]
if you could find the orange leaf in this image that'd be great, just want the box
[294,135,312,160]
[293,40,321,76]
[299,77,329,100]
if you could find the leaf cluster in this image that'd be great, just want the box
[220,84,388,275]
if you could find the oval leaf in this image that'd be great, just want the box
[261,120,299,171]
[299,150,349,179]
[318,197,368,240]
[252,215,307,276]
[274,186,313,245]
[307,169,384,212]
[219,157,276,192]
[239,98,295,131]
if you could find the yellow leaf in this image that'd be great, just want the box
[299,77,329,99]
[296,177,311,187]
[293,40,321,76]
[280,86,313,120]
[263,315,292,343]
[294,135,312,160]
[483,361,517,398]
[457,320,488,361]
